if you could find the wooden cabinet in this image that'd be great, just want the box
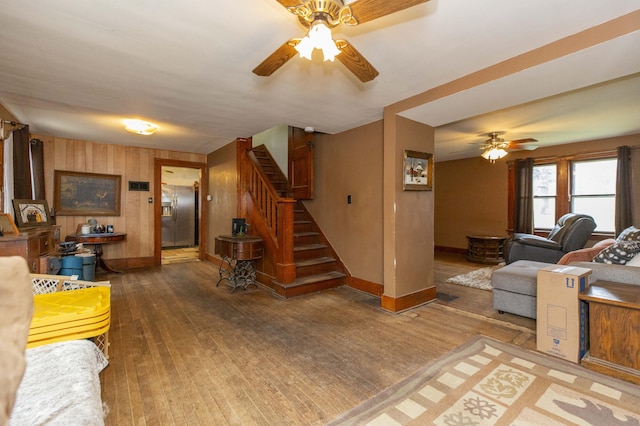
[579,280,640,385]
[0,225,60,273]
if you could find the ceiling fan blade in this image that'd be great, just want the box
[335,40,379,82]
[508,144,539,151]
[509,138,538,145]
[276,0,301,8]
[253,40,299,77]
[349,0,429,25]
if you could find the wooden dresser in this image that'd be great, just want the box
[0,225,61,273]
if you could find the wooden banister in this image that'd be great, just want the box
[240,145,296,284]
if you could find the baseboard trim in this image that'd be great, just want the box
[381,286,437,313]
[435,245,466,255]
[347,276,383,297]
[108,257,156,270]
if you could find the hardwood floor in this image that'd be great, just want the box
[161,246,199,265]
[100,252,536,425]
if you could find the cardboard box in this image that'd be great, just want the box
[536,265,592,363]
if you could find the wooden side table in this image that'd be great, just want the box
[66,232,126,273]
[579,280,640,385]
[214,235,263,292]
[466,235,507,264]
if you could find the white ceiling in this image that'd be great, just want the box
[0,1,638,162]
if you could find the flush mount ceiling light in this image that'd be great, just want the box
[253,0,429,83]
[123,119,158,135]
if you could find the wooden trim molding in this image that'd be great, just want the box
[381,286,437,313]
[347,276,383,297]
[154,158,208,266]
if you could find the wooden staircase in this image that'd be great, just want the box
[249,145,346,298]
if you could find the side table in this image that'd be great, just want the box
[214,235,263,292]
[66,232,127,273]
[466,235,507,264]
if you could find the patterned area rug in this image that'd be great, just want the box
[328,336,640,425]
[445,266,501,291]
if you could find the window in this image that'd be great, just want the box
[571,158,616,233]
[532,164,557,229]
[531,157,617,233]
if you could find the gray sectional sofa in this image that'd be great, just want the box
[492,260,640,319]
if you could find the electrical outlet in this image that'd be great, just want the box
[347,195,352,204]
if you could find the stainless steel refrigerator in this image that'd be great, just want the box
[161,185,196,248]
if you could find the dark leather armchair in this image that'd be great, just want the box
[503,213,597,264]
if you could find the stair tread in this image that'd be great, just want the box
[296,256,337,267]
[294,231,318,237]
[294,243,326,251]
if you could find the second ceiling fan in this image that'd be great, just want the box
[480,131,539,163]
[253,0,429,82]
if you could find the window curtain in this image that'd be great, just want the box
[2,130,14,214]
[12,125,33,200]
[513,158,534,234]
[30,138,45,200]
[615,145,632,236]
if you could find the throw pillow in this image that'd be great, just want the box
[617,226,640,242]
[557,239,615,265]
[593,240,640,265]
[627,253,640,267]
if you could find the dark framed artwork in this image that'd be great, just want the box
[403,150,433,191]
[12,199,52,227]
[54,170,122,216]
[0,213,20,235]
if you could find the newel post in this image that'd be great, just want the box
[275,199,296,284]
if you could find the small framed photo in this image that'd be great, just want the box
[403,150,433,191]
[12,199,53,228]
[0,213,20,235]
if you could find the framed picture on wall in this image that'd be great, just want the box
[12,199,52,227]
[403,150,433,191]
[54,170,122,216]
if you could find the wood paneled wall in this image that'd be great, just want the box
[35,134,206,268]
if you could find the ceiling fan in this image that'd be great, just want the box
[252,0,429,82]
[479,131,538,163]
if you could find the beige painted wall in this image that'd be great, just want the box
[34,134,205,262]
[252,124,288,178]
[304,121,384,284]
[434,156,508,249]
[206,142,238,256]
[435,133,640,250]
[303,116,435,295]
[392,117,435,296]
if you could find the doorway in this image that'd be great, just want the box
[154,159,207,266]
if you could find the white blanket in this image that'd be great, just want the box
[10,340,108,426]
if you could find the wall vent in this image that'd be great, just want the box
[129,181,150,191]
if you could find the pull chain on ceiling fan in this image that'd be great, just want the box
[253,0,429,82]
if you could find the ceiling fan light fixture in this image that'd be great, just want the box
[481,147,507,163]
[123,119,158,135]
[294,19,341,62]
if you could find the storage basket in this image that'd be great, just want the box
[29,274,111,358]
